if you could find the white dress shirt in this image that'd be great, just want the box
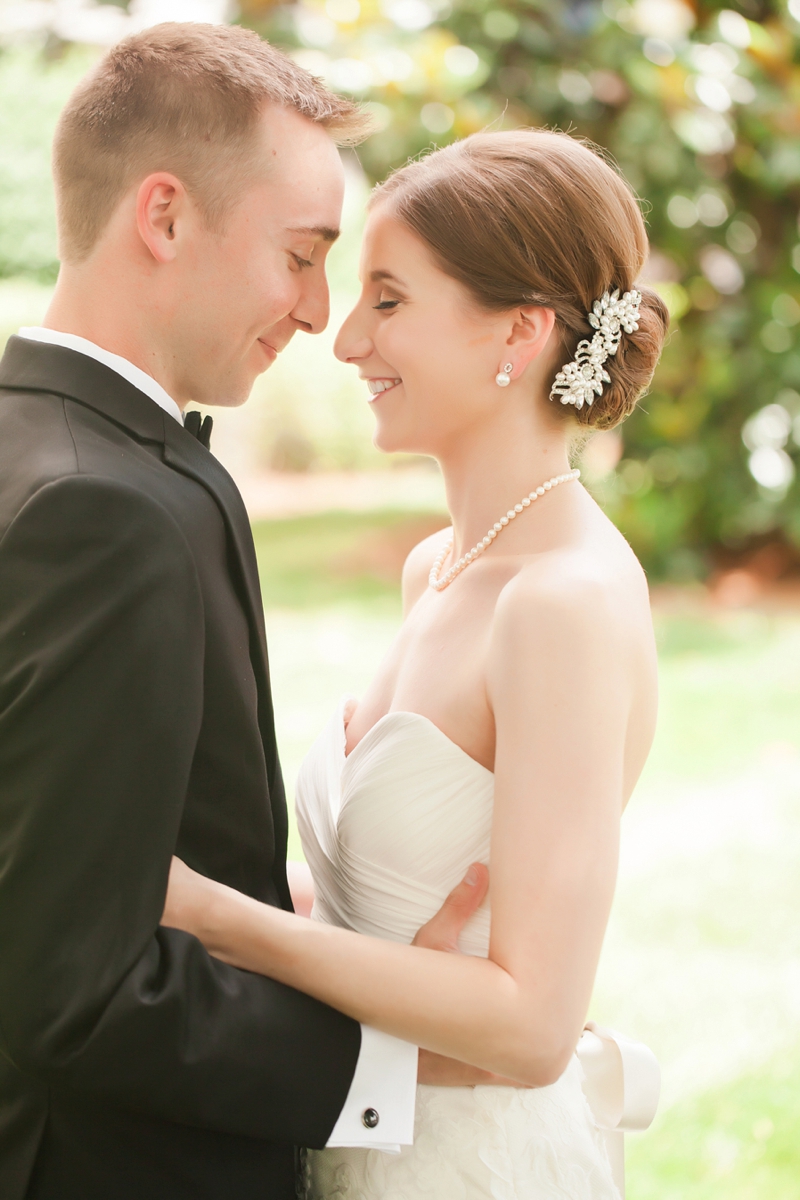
[19,327,184,425]
[17,326,419,1150]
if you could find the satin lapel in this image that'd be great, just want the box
[161,421,279,784]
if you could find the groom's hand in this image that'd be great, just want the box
[413,863,531,1089]
[411,863,488,952]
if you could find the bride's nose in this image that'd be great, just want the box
[334,305,372,364]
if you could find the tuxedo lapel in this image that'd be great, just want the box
[161,413,279,790]
[0,337,265,659]
[161,423,268,651]
[0,335,279,788]
[0,335,166,442]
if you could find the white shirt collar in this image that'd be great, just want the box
[17,327,184,426]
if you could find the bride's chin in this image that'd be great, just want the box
[371,409,433,456]
[372,425,430,456]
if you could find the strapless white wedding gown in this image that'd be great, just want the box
[295,699,620,1200]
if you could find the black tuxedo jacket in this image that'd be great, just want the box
[0,337,361,1200]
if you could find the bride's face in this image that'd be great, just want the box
[335,205,518,456]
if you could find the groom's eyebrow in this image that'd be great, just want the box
[289,225,340,242]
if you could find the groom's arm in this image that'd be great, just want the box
[0,474,361,1147]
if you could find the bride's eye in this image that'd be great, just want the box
[373,299,400,311]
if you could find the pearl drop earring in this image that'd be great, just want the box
[495,363,513,388]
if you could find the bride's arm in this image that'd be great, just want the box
[165,570,633,1087]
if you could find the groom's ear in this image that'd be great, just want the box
[136,172,185,264]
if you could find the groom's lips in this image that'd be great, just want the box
[257,339,278,363]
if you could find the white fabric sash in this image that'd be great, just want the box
[576,1022,661,1132]
[576,1023,661,1198]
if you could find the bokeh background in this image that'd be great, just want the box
[1,0,799,1194]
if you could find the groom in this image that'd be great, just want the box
[0,23,485,1200]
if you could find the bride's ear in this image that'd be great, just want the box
[505,305,557,374]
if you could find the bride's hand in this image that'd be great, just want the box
[161,856,218,939]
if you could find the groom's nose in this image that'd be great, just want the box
[290,270,331,335]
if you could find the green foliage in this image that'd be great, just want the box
[4,6,800,573]
[0,46,96,281]
[241,0,800,576]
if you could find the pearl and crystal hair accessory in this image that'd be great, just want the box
[549,288,642,411]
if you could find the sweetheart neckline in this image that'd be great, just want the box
[341,701,494,778]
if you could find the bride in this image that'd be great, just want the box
[163,129,668,1197]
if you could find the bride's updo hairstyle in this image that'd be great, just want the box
[372,130,668,430]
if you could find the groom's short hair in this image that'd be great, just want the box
[53,22,369,263]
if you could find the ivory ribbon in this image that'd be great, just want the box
[576,1022,661,1132]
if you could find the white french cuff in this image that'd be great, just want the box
[326,1026,418,1153]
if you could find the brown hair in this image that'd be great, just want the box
[372,130,668,430]
[53,22,370,263]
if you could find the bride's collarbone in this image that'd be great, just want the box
[346,613,496,768]
[398,593,494,678]
[412,561,512,627]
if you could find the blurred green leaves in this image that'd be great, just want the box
[3,2,800,575]
[240,0,800,577]
[0,46,94,282]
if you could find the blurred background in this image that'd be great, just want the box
[1,0,799,1193]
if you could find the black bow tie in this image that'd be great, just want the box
[184,410,213,449]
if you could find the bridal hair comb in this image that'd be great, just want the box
[549,288,642,411]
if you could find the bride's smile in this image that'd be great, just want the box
[364,376,402,398]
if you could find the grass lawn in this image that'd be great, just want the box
[253,509,800,1199]
[626,1049,800,1199]
[252,508,444,611]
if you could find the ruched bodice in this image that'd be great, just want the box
[296,698,492,955]
[295,699,620,1200]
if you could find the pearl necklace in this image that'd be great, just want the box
[428,469,581,592]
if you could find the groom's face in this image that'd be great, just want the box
[166,106,345,408]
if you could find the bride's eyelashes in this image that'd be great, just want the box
[373,299,401,311]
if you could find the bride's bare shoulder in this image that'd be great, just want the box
[491,537,651,660]
[401,525,453,615]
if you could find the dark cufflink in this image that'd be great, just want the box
[361,1107,379,1129]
